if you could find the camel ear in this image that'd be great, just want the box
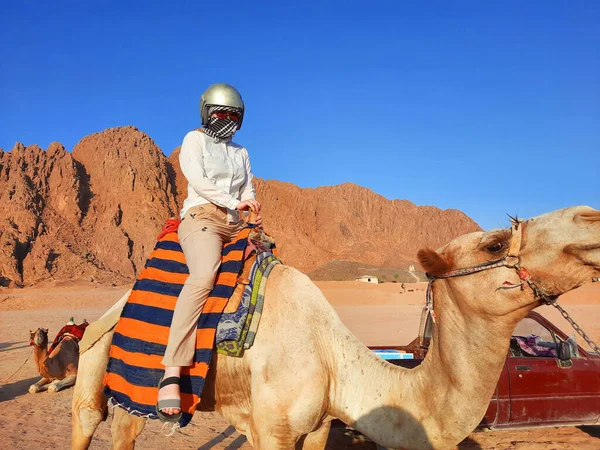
[417,249,450,277]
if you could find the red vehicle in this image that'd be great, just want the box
[369,310,600,429]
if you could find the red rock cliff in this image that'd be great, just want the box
[0,127,480,287]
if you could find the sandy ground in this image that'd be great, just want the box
[1,280,599,449]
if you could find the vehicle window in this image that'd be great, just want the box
[513,318,554,341]
[510,318,558,358]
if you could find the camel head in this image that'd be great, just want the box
[29,328,49,347]
[418,206,600,319]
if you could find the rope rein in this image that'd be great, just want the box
[1,348,33,384]
[425,220,600,354]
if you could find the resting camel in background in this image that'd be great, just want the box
[71,206,600,450]
[29,327,80,393]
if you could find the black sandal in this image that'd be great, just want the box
[156,376,182,422]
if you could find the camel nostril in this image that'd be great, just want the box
[575,210,600,223]
[564,243,600,256]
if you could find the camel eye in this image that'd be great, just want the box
[486,242,505,253]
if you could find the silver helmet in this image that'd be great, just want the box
[200,83,245,129]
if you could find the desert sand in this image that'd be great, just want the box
[1,280,599,449]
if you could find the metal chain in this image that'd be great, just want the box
[552,302,600,354]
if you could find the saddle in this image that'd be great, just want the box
[225,227,277,313]
[49,320,89,355]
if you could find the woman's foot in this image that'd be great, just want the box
[157,366,181,417]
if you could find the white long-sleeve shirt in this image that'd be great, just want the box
[179,130,256,222]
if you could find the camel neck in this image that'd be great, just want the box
[328,281,521,449]
[33,344,51,379]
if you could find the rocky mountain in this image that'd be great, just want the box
[0,126,480,287]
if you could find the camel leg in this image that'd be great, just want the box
[72,290,130,450]
[247,357,329,449]
[72,331,112,450]
[249,411,299,450]
[251,432,296,450]
[29,377,52,393]
[72,404,107,450]
[48,374,77,393]
[297,422,331,450]
[111,407,146,450]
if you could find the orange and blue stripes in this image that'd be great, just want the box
[103,223,252,427]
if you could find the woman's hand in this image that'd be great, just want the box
[236,199,261,213]
[236,200,262,227]
[253,213,263,227]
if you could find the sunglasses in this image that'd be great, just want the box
[212,111,240,121]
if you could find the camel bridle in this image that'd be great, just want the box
[423,221,600,354]
[30,328,48,346]
[424,219,557,324]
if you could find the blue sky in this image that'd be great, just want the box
[1,1,598,230]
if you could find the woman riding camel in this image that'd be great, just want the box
[157,83,261,421]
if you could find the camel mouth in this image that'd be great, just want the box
[577,243,600,251]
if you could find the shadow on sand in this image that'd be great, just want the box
[0,341,29,352]
[0,341,27,350]
[457,436,484,449]
[325,429,379,449]
[578,426,600,439]
[329,406,483,449]
[196,425,247,450]
[0,341,19,350]
[0,376,39,402]
[226,435,247,449]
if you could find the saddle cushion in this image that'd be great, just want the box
[49,321,89,355]
[216,252,281,356]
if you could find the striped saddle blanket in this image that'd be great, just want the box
[103,220,278,427]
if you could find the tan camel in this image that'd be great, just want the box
[71,206,600,450]
[29,327,80,393]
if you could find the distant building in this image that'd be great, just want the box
[408,264,415,272]
[355,275,379,284]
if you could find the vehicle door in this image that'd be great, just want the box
[507,317,600,426]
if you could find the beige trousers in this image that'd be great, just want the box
[161,204,244,367]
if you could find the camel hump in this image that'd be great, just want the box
[79,290,131,354]
[79,307,123,355]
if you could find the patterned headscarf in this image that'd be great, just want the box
[203,105,242,142]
